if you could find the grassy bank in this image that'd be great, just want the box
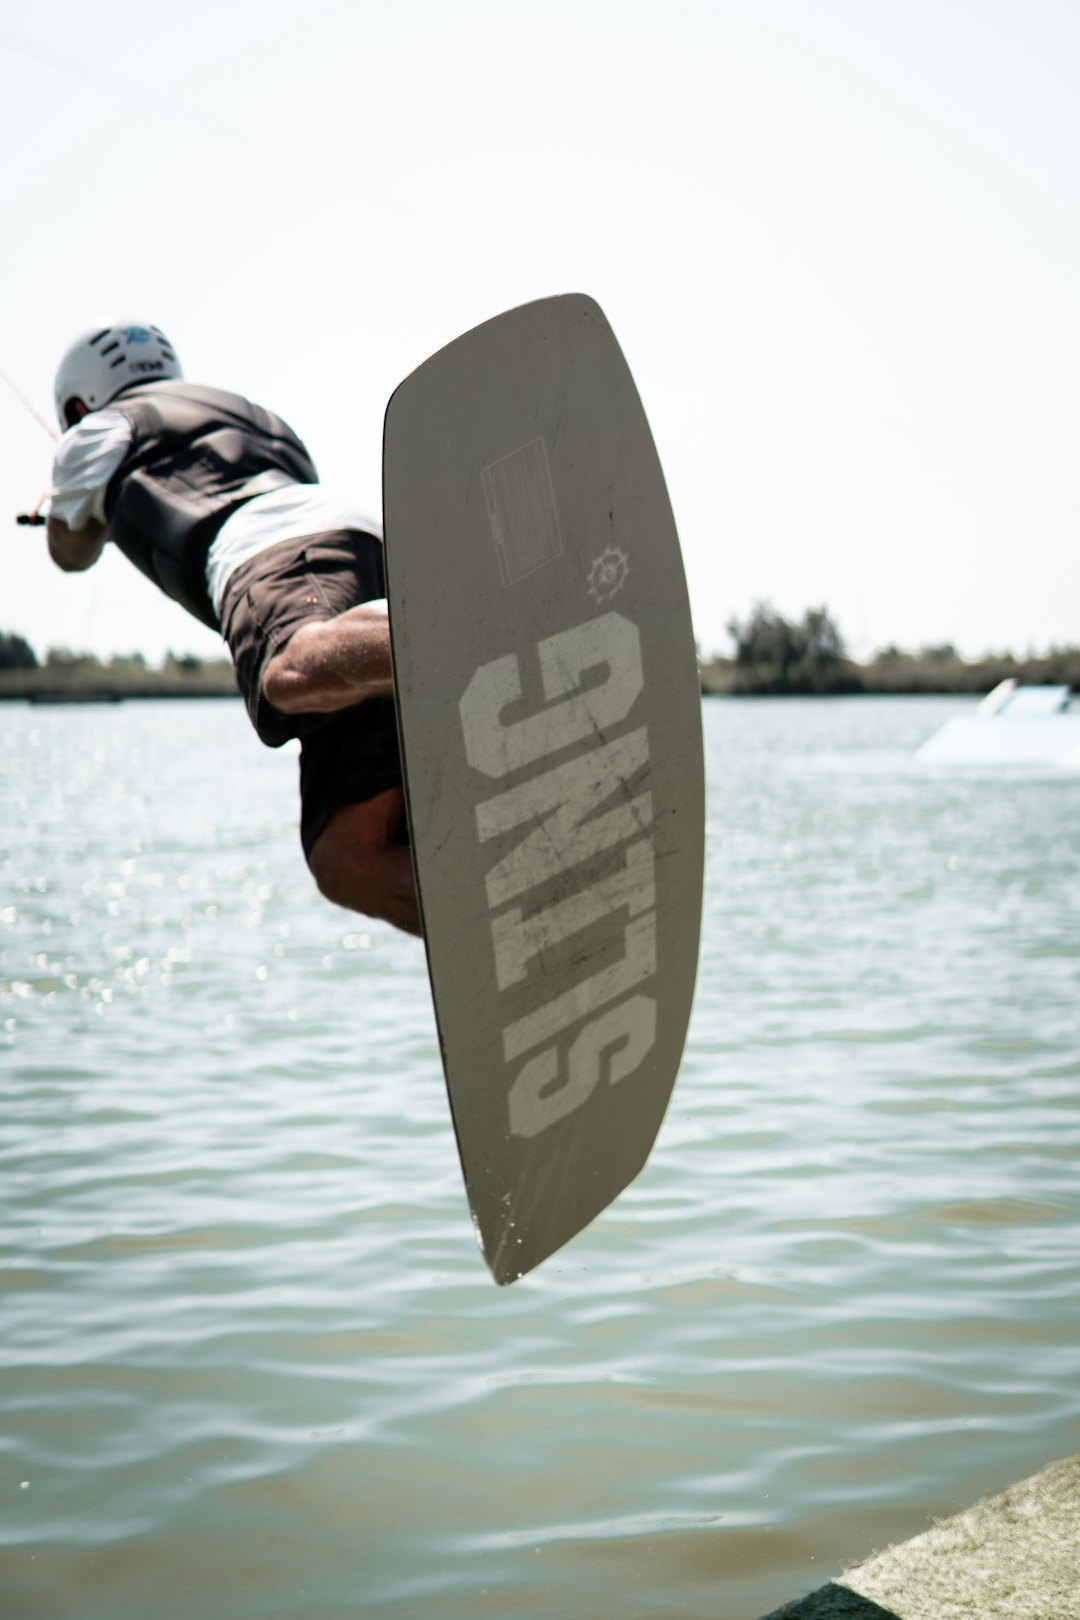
[699,647,1080,696]
[0,656,239,702]
[703,605,1080,695]
[2,628,1077,703]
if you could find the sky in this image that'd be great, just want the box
[2,0,1079,664]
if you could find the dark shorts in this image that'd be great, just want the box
[218,530,403,858]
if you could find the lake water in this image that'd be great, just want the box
[2,695,1078,1619]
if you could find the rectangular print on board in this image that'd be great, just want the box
[481,437,564,587]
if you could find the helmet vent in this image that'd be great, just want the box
[100,340,120,357]
[89,329,110,347]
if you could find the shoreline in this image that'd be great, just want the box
[0,683,1073,704]
[0,673,240,703]
[700,653,1079,698]
[0,682,1050,704]
[18,689,240,704]
[1,657,1075,704]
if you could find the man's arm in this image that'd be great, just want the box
[47,513,108,572]
[261,601,394,714]
[46,405,132,572]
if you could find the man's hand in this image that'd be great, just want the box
[46,514,108,572]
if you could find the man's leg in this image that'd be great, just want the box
[218,534,418,934]
[306,786,421,937]
[264,604,421,934]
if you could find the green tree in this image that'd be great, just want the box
[45,647,100,669]
[726,602,848,689]
[802,606,846,666]
[0,632,38,671]
[165,651,203,674]
[727,601,801,675]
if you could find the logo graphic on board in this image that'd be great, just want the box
[458,611,658,1141]
[586,545,630,602]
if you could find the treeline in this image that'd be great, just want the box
[701,604,1080,695]
[0,634,237,698]
[4,616,1079,702]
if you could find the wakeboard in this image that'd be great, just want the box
[383,294,704,1284]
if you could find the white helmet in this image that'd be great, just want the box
[54,322,182,428]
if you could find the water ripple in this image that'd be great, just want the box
[2,698,1079,1618]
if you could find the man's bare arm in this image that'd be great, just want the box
[261,602,395,714]
[47,514,108,572]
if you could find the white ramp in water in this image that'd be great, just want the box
[919,683,1080,767]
